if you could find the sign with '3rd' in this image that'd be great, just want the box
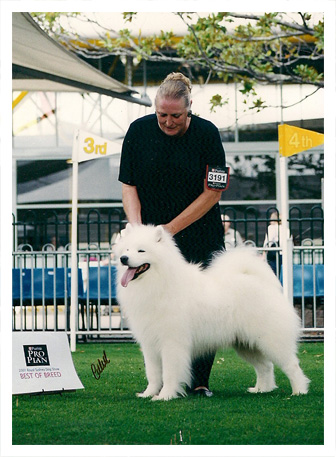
[72,129,121,163]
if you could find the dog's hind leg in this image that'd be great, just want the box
[235,346,278,393]
[137,347,163,398]
[246,341,310,395]
[273,353,310,395]
[253,337,310,395]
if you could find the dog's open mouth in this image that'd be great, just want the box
[121,263,150,288]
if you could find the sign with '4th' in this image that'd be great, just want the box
[278,124,324,157]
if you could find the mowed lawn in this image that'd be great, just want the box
[12,342,324,446]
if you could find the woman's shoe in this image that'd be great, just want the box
[192,387,214,397]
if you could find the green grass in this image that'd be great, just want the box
[12,342,324,445]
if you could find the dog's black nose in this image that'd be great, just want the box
[120,255,129,266]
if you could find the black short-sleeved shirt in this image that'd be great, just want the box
[119,114,226,264]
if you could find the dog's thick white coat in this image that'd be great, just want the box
[115,224,310,401]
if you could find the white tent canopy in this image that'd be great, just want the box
[12,12,151,106]
[17,155,123,204]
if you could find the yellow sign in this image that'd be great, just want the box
[83,137,107,156]
[72,129,120,163]
[278,124,324,157]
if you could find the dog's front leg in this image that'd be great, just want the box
[152,345,191,401]
[137,347,162,398]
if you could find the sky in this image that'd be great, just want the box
[60,11,325,39]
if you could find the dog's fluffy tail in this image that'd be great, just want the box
[210,247,282,290]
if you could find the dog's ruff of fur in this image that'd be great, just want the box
[115,224,310,401]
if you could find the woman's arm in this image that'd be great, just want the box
[122,183,142,224]
[162,181,222,236]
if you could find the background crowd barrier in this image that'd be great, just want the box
[12,246,324,340]
[12,249,131,340]
[12,205,323,253]
[12,206,324,340]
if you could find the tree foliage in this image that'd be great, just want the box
[31,12,324,111]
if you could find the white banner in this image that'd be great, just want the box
[13,332,84,395]
[72,129,120,163]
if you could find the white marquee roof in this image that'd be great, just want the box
[12,12,151,106]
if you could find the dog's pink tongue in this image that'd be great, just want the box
[121,267,137,288]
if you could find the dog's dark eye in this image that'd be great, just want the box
[138,249,145,253]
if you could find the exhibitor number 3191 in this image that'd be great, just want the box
[208,172,227,183]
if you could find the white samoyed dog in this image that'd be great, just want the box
[115,224,310,401]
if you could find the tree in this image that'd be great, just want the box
[31,12,324,112]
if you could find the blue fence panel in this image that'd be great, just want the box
[85,266,117,301]
[67,268,85,299]
[32,268,66,299]
[12,268,31,300]
[315,265,324,296]
[280,265,324,298]
[12,268,84,302]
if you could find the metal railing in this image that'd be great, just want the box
[13,207,125,252]
[12,205,324,339]
[12,244,324,339]
[291,245,324,331]
[13,205,323,252]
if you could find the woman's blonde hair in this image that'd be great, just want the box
[155,72,192,108]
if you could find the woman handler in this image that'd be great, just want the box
[118,72,226,397]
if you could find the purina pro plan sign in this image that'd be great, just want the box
[13,332,84,395]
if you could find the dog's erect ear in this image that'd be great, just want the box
[120,223,133,238]
[155,226,165,243]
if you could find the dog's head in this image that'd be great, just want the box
[114,224,168,288]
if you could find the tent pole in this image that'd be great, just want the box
[70,132,79,352]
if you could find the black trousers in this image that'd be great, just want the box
[190,352,216,389]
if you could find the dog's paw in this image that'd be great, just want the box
[151,390,179,401]
[136,391,151,398]
[136,386,161,398]
[152,394,174,401]
[151,394,165,401]
[291,389,309,396]
[247,386,260,394]
[248,385,277,394]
